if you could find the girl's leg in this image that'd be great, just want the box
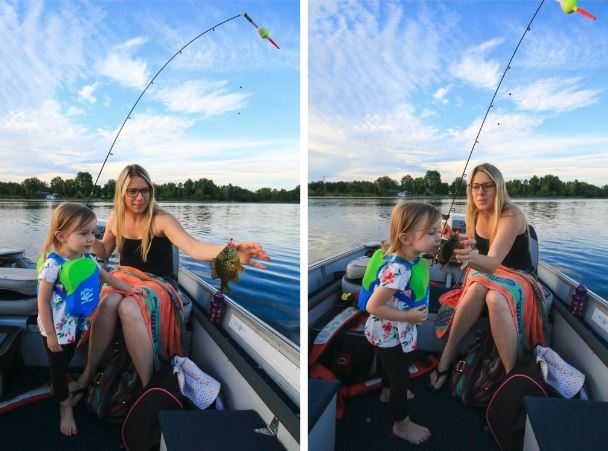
[377,346,430,445]
[430,282,488,389]
[77,292,123,387]
[486,290,518,373]
[380,353,414,402]
[44,338,78,436]
[118,296,154,387]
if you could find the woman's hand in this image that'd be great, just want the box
[125,285,146,296]
[235,242,271,269]
[405,305,428,325]
[453,238,477,270]
[46,335,62,353]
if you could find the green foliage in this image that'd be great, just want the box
[0,172,297,203]
[309,172,607,198]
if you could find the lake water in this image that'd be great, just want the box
[309,198,608,301]
[0,200,299,345]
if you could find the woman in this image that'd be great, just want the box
[428,163,546,391]
[75,164,269,390]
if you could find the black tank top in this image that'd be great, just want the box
[475,231,533,272]
[120,235,174,278]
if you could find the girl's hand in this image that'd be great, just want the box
[406,305,428,325]
[126,285,145,295]
[47,335,62,353]
[236,242,271,269]
[453,238,477,270]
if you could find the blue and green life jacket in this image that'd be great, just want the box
[357,248,430,312]
[36,252,100,317]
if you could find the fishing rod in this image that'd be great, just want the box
[87,12,280,205]
[436,0,596,264]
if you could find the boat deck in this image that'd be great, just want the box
[0,363,122,451]
[336,369,499,451]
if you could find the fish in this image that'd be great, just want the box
[435,235,461,265]
[211,239,245,292]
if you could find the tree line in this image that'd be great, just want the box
[0,172,299,203]
[309,170,608,198]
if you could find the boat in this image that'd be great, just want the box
[0,221,299,450]
[308,213,608,451]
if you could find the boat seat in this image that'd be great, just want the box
[159,409,285,451]
[309,379,340,451]
[523,397,605,450]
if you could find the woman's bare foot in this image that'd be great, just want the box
[59,399,78,436]
[67,380,86,407]
[380,388,414,402]
[393,416,431,445]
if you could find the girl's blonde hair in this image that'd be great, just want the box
[114,164,163,262]
[385,201,441,255]
[40,202,96,259]
[465,163,527,244]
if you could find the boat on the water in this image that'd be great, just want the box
[0,221,299,450]
[308,214,608,451]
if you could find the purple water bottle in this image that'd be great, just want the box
[570,284,588,318]
[209,290,225,326]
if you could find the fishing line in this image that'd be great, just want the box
[87,12,279,205]
[442,0,545,226]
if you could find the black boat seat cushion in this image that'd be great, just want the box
[159,409,285,450]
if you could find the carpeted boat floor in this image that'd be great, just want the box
[0,362,122,451]
[336,371,500,451]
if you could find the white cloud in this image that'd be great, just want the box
[154,80,251,116]
[66,106,85,117]
[95,37,150,89]
[451,38,502,89]
[510,77,602,113]
[79,83,98,104]
[433,86,450,105]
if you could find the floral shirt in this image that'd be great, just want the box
[364,258,418,353]
[37,254,97,344]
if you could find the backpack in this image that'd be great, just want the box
[486,355,549,451]
[122,364,186,451]
[85,345,142,422]
[451,330,506,406]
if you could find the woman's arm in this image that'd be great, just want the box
[454,210,522,273]
[37,281,62,352]
[156,213,270,267]
[92,212,117,261]
[366,286,428,324]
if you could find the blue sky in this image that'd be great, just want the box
[309,0,608,187]
[0,0,299,190]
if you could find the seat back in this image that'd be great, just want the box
[528,224,539,273]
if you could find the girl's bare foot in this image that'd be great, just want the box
[380,388,414,402]
[59,399,78,436]
[393,417,431,445]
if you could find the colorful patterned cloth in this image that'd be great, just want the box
[84,266,184,368]
[435,266,546,355]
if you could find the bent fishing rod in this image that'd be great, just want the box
[87,12,279,205]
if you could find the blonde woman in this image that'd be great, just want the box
[75,164,269,391]
[428,163,546,391]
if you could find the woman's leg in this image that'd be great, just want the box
[430,282,488,389]
[118,296,154,387]
[486,290,518,373]
[77,292,123,386]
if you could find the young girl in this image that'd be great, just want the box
[364,201,442,445]
[37,202,143,436]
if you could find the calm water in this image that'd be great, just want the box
[0,201,299,345]
[309,198,608,301]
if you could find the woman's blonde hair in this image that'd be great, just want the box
[385,201,441,256]
[465,163,527,244]
[114,164,163,262]
[40,202,96,260]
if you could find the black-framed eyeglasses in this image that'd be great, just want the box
[126,188,151,198]
[469,182,496,193]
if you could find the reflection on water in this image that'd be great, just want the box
[309,198,608,300]
[0,200,300,345]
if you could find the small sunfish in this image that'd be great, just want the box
[211,239,245,292]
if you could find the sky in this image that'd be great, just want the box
[309,0,608,187]
[0,0,299,190]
